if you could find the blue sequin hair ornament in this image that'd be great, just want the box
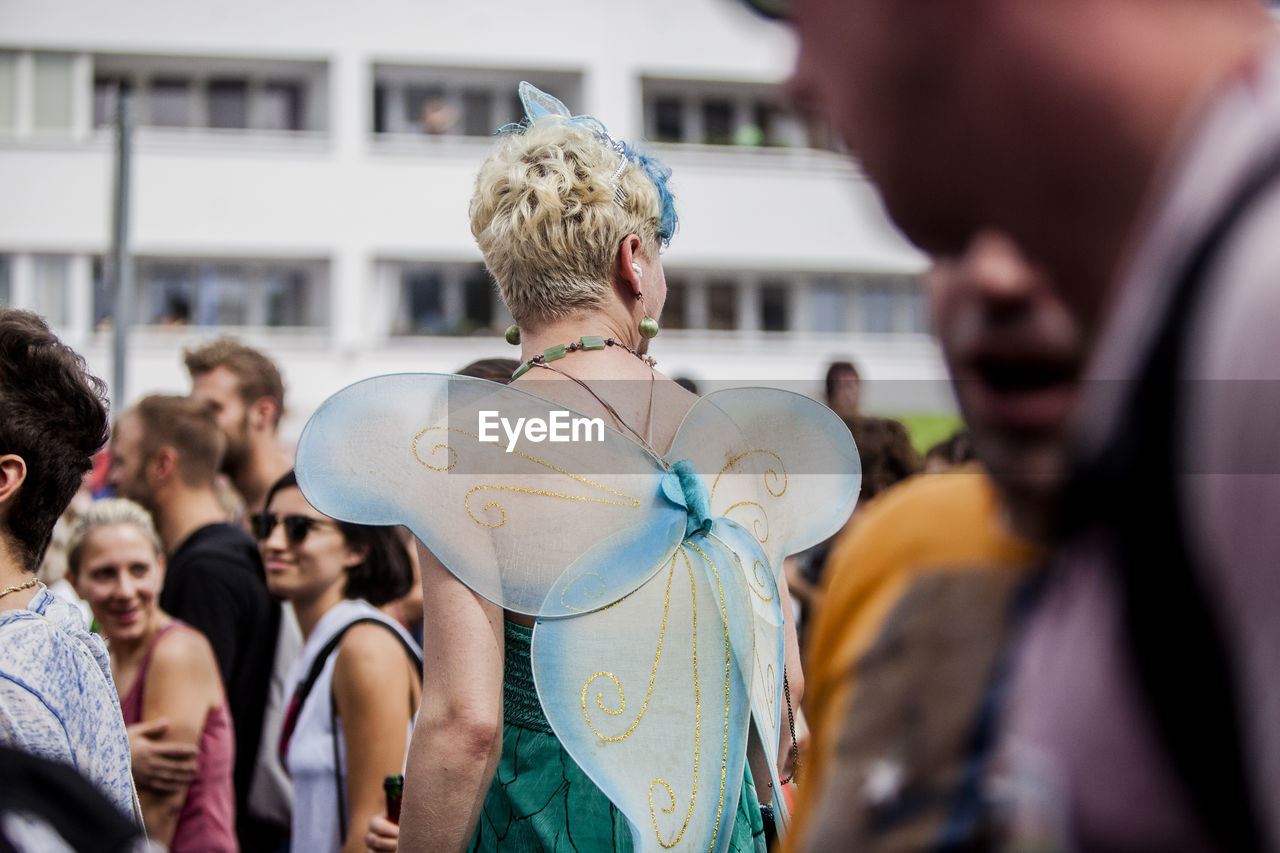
[496,81,679,245]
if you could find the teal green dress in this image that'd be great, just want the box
[468,622,767,852]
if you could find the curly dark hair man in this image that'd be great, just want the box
[0,309,109,572]
[0,308,138,823]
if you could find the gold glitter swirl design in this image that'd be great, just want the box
[581,552,677,742]
[648,547,702,849]
[722,501,770,544]
[411,425,462,471]
[685,541,734,853]
[748,558,776,603]
[754,654,778,733]
[710,450,788,500]
[559,571,607,611]
[409,425,643,528]
[464,442,642,528]
[765,662,777,714]
[710,450,787,545]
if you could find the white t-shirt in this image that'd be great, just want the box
[284,599,419,853]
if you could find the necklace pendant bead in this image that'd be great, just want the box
[579,335,606,351]
[543,344,568,362]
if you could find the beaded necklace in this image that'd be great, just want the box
[511,335,655,380]
[511,335,659,454]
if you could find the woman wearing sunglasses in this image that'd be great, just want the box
[67,498,236,852]
[254,471,420,853]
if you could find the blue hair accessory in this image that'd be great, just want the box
[497,81,678,244]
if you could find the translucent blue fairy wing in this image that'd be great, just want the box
[532,530,755,853]
[518,81,572,122]
[666,387,862,574]
[709,518,791,826]
[294,373,685,616]
[518,80,616,140]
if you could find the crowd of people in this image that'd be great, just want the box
[4,1,1280,850]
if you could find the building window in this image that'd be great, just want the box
[653,96,682,143]
[857,279,896,334]
[904,277,929,334]
[31,255,71,327]
[849,274,927,334]
[372,66,582,137]
[760,282,789,332]
[462,266,495,332]
[92,55,322,132]
[706,280,737,330]
[207,78,249,129]
[32,53,74,132]
[642,78,809,149]
[149,78,193,127]
[93,76,128,127]
[701,99,734,145]
[662,279,687,330]
[401,268,445,334]
[94,257,328,328]
[0,52,17,132]
[811,281,846,333]
[388,262,499,336]
[461,89,495,137]
[260,81,303,131]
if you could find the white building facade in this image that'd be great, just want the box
[0,0,951,440]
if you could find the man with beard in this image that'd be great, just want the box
[746,0,1280,848]
[185,339,300,850]
[185,338,292,515]
[109,394,280,851]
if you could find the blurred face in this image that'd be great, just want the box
[828,368,861,419]
[73,523,164,644]
[108,414,152,507]
[257,485,360,605]
[929,232,1084,529]
[786,0,996,253]
[190,366,250,474]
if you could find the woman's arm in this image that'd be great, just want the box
[331,622,421,853]
[137,626,222,847]
[749,564,807,807]
[399,541,505,853]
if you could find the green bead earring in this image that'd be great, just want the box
[639,315,660,339]
[505,324,521,345]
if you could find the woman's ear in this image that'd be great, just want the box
[342,541,370,570]
[616,233,644,293]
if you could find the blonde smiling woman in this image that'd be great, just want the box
[68,498,235,852]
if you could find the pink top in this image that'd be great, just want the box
[121,621,237,853]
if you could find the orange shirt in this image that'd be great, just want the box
[786,467,1041,852]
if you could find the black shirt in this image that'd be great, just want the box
[159,522,279,832]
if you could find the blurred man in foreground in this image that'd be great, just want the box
[789,234,1078,851]
[753,0,1280,846]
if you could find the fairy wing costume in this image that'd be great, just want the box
[294,374,860,852]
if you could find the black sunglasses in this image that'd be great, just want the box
[250,512,335,545]
[738,0,787,21]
